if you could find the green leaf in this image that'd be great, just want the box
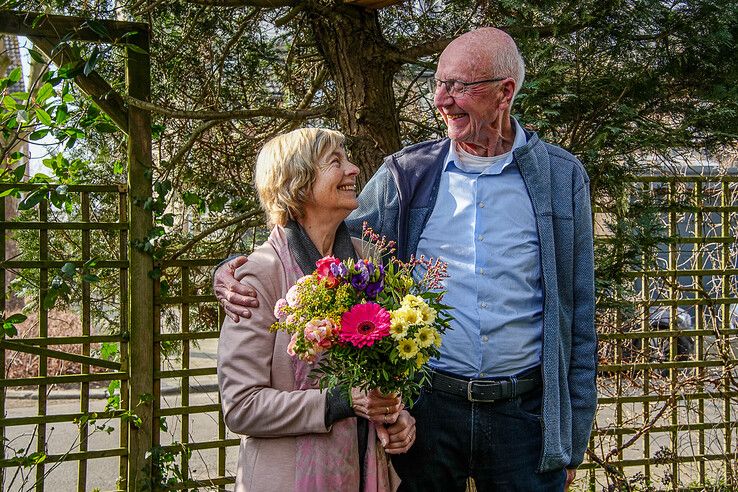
[83,257,99,268]
[208,195,228,213]
[5,313,27,324]
[161,213,174,227]
[0,188,18,198]
[10,91,28,101]
[82,274,100,283]
[13,163,26,181]
[35,83,55,105]
[83,47,100,76]
[29,129,49,140]
[34,108,52,126]
[125,43,148,55]
[2,95,18,110]
[57,61,83,79]
[26,452,46,467]
[113,161,124,174]
[16,110,29,123]
[100,342,119,361]
[64,127,85,139]
[42,289,59,310]
[18,189,46,210]
[181,191,202,206]
[8,67,21,84]
[28,48,45,64]
[95,122,119,133]
[55,105,69,124]
[85,20,109,38]
[61,262,77,277]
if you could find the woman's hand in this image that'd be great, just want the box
[383,410,416,455]
[350,388,403,426]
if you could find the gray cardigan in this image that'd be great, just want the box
[345,132,597,472]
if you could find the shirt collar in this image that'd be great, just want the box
[443,117,528,174]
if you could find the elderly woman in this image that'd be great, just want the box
[217,128,415,492]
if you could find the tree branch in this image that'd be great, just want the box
[186,0,295,7]
[122,95,333,120]
[166,120,222,170]
[168,210,263,260]
[29,36,129,133]
[390,37,453,65]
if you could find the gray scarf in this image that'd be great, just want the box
[283,219,358,275]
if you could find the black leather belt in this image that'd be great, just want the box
[429,369,542,402]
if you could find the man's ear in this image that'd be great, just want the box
[498,79,516,112]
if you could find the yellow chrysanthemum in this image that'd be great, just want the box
[390,317,409,340]
[401,294,425,309]
[415,352,429,369]
[415,326,436,348]
[397,338,419,359]
[433,331,442,348]
[393,306,419,326]
[417,303,436,324]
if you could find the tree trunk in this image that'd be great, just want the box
[308,5,402,184]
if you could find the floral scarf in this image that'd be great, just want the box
[274,224,397,491]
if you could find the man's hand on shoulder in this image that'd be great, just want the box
[565,468,576,490]
[214,256,259,322]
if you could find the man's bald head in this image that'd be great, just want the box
[440,27,526,102]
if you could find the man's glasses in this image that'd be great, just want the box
[428,77,506,97]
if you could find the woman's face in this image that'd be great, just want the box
[303,146,360,223]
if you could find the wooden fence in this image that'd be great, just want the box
[3,173,736,491]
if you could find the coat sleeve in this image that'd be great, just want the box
[346,164,399,241]
[567,174,598,468]
[217,245,329,438]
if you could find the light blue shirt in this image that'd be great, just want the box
[416,119,543,377]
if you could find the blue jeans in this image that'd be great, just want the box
[391,385,566,491]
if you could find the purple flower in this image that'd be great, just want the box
[351,273,369,290]
[330,262,348,278]
[365,279,384,299]
[350,260,371,290]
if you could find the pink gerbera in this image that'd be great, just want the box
[339,302,391,348]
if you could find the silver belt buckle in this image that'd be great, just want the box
[467,379,502,402]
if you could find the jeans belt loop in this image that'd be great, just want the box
[510,376,518,398]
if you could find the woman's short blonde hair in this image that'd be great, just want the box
[254,127,346,227]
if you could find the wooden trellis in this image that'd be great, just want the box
[0,10,153,491]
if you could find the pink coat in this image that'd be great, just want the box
[217,226,398,491]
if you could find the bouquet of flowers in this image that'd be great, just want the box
[271,224,452,404]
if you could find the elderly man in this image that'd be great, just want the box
[215,27,597,491]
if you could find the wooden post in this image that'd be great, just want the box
[125,26,155,489]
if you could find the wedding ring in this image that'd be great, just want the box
[384,406,389,415]
[383,414,388,424]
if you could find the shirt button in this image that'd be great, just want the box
[480,301,487,309]
[479,201,485,208]
[479,268,485,275]
[482,335,489,343]
[479,372,486,377]
[478,235,484,242]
